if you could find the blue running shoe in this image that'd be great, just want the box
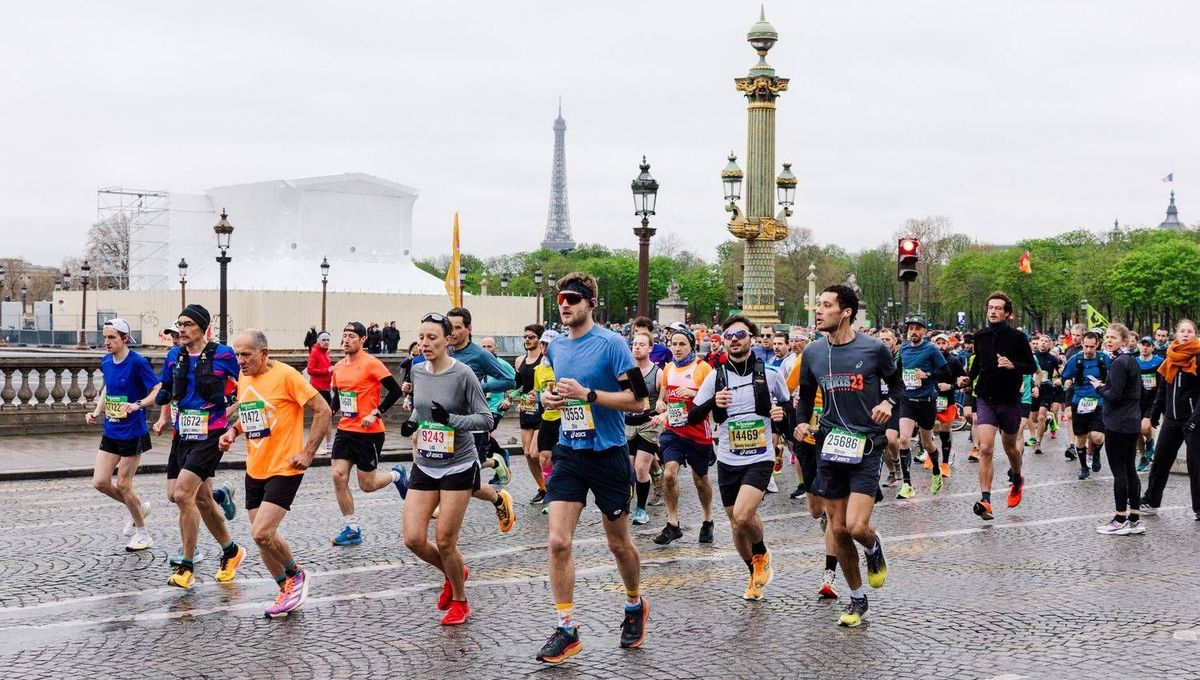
[391,465,409,500]
[332,525,363,546]
[216,481,237,522]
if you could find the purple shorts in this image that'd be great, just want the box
[975,400,1023,436]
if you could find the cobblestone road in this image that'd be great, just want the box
[1,433,1198,679]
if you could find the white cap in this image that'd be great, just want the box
[104,318,132,336]
[933,333,949,342]
[163,321,180,335]
[540,330,560,344]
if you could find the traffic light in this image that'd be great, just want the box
[897,238,919,282]
[736,282,744,308]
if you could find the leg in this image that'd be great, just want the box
[692,469,714,523]
[601,510,641,599]
[91,451,124,503]
[357,467,396,493]
[114,454,146,528]
[331,458,356,517]
[825,497,861,590]
[663,460,681,526]
[897,418,915,485]
[250,504,292,579]
[172,471,205,559]
[845,491,878,550]
[547,501,585,607]
[1000,430,1023,476]
[193,478,232,546]
[729,484,766,562]
[976,423,999,492]
[1187,428,1200,515]
[433,490,473,599]
[522,429,545,490]
[1144,419,1183,507]
[403,489,445,572]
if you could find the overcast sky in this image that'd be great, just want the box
[2,1,1196,268]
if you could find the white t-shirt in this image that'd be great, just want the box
[695,362,791,467]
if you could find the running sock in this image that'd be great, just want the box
[274,574,287,586]
[555,602,575,630]
[625,587,641,606]
[898,448,912,483]
[284,560,299,578]
[492,495,504,508]
[981,491,991,503]
[389,469,403,483]
[636,480,651,510]
[850,587,865,599]
[751,541,767,556]
[221,541,238,558]
[180,558,194,571]
[824,554,838,572]
[939,432,952,461]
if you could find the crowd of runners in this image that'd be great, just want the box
[84,272,1200,663]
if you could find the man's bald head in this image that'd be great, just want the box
[232,328,271,375]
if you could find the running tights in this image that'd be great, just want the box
[636,480,651,510]
[1104,430,1140,513]
[1144,416,1200,513]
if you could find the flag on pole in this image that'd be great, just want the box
[1085,303,1108,330]
[444,212,461,307]
[1162,173,1174,182]
[1017,250,1032,274]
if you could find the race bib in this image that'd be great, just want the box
[339,391,358,418]
[178,409,209,440]
[104,395,128,422]
[729,418,767,456]
[1077,397,1098,414]
[666,398,689,428]
[902,368,921,390]
[170,402,179,426]
[517,393,538,413]
[238,400,271,440]
[820,427,867,464]
[561,399,595,440]
[1141,374,1156,390]
[416,420,455,460]
[936,396,949,413]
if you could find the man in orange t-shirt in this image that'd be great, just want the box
[220,329,331,618]
[329,322,408,546]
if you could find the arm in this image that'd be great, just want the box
[479,352,517,393]
[293,393,332,468]
[447,371,496,432]
[1011,334,1037,374]
[1095,357,1125,400]
[687,371,717,426]
[86,386,107,424]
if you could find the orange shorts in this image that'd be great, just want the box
[936,402,959,425]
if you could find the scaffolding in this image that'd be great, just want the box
[95,187,170,290]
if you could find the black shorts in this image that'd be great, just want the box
[167,430,226,481]
[537,419,561,452]
[899,399,936,431]
[886,408,900,433]
[544,444,634,521]
[318,389,335,409]
[717,460,774,507]
[519,411,542,430]
[659,430,713,476]
[795,439,817,488]
[810,430,885,500]
[964,394,977,410]
[1071,410,1104,436]
[408,463,482,493]
[1140,395,1156,419]
[245,473,304,511]
[628,433,659,456]
[331,430,385,472]
[99,433,152,458]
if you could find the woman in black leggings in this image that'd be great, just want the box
[1143,319,1200,519]
[1094,323,1144,536]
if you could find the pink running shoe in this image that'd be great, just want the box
[265,567,310,618]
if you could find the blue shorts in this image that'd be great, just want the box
[544,444,634,521]
[659,430,714,476]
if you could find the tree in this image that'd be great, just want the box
[86,213,130,289]
[852,247,894,327]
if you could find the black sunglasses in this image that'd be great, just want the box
[557,292,584,305]
[421,312,448,323]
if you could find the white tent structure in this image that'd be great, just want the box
[128,173,446,294]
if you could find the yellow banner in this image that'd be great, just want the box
[443,212,461,307]
[1085,303,1108,330]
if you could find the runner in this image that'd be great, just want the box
[959,333,981,462]
[1062,323,1087,461]
[1152,328,1170,359]
[513,324,547,502]
[795,284,903,627]
[964,293,1036,521]
[1061,332,1111,480]
[533,329,563,515]
[932,333,967,480]
[398,313,496,625]
[219,329,332,616]
[626,330,662,526]
[154,304,246,588]
[876,328,902,488]
[1030,334,1063,456]
[537,272,650,663]
[632,316,671,365]
[1092,323,1146,535]
[653,324,716,546]
[1142,319,1200,520]
[86,318,161,552]
[895,315,948,497]
[1135,337,1164,472]
[306,331,334,452]
[445,307,515,486]
[329,321,409,546]
[704,332,726,366]
[690,315,790,600]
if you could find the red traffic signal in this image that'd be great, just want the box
[897,238,919,282]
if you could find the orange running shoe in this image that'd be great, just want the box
[1007,473,1024,508]
[940,462,951,478]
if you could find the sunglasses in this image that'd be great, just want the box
[723,329,750,340]
[421,312,448,323]
[557,292,584,306]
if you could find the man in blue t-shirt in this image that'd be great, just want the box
[86,318,162,552]
[895,315,949,498]
[1135,336,1166,471]
[1061,331,1112,479]
[536,273,652,665]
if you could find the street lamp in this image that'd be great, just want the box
[631,156,659,318]
[546,273,557,324]
[599,297,607,324]
[20,282,28,317]
[319,256,330,331]
[500,273,509,296]
[213,209,234,343]
[178,258,188,308]
[78,260,91,348]
[0,264,5,301]
[534,267,544,325]
[1080,298,1088,327]
[776,162,797,216]
[778,298,785,324]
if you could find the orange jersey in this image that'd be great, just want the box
[661,359,713,443]
[332,352,392,434]
[235,361,319,479]
[786,354,822,444]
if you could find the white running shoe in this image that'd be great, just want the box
[125,529,153,552]
[766,477,779,494]
[122,501,152,537]
[1096,519,1130,536]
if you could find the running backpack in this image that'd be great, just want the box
[1073,353,1108,386]
[713,358,772,421]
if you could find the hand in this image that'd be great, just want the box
[553,378,587,401]
[218,429,237,452]
[400,420,418,437]
[500,398,511,411]
[1032,386,1039,398]
[770,404,785,422]
[651,413,667,427]
[914,369,929,381]
[122,402,140,415]
[541,388,566,411]
[1087,375,1102,388]
[401,381,412,395]
[956,376,970,388]
[997,355,1015,370]
[85,411,99,426]
[430,401,450,425]
[401,397,412,412]
[937,383,952,392]
[361,414,379,429]
[714,388,733,408]
[289,450,315,471]
[152,417,166,435]
[870,400,893,424]
[794,423,812,441]
[673,387,697,400]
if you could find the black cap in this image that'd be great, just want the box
[343,321,367,337]
[904,314,927,329]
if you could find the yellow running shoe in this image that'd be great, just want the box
[742,575,764,601]
[750,550,773,589]
[167,565,194,589]
[215,544,246,582]
[837,596,868,627]
[864,533,888,589]
[495,489,515,533]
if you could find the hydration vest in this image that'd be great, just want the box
[171,342,226,404]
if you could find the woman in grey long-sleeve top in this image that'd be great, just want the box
[1093,323,1145,536]
[399,313,499,626]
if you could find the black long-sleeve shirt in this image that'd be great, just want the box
[968,322,1036,405]
[1097,352,1141,434]
[796,334,905,439]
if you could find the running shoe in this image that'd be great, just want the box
[1141,506,1158,516]
[1145,444,1155,460]
[529,489,547,505]
[391,465,409,499]
[1126,519,1146,535]
[631,508,649,525]
[743,575,764,601]
[1048,414,1059,433]
[698,521,714,544]
[167,564,194,589]
[766,476,779,493]
[652,523,683,545]
[1136,455,1151,473]
[215,544,246,582]
[332,525,363,546]
[441,600,471,626]
[818,569,839,599]
[1091,453,1102,473]
[930,474,942,495]
[490,453,510,485]
[773,451,784,474]
[1034,448,1043,456]
[122,501,152,537]
[1065,444,1077,460]
[914,450,927,463]
[790,484,806,499]
[216,481,237,521]
[750,550,773,589]
[896,482,916,499]
[619,598,649,648]
[1096,518,1130,535]
[968,447,980,462]
[438,566,469,611]
[1077,468,1090,480]
[125,529,153,552]
[837,596,868,627]
[170,548,206,566]
[922,456,933,471]
[1007,473,1024,508]
[1025,437,1037,448]
[537,627,582,664]
[882,471,897,488]
[494,489,515,533]
[265,567,310,618]
[542,504,549,515]
[972,499,994,521]
[864,533,887,588]
[939,462,951,478]
[650,467,664,504]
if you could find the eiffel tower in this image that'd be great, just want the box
[540,100,576,252]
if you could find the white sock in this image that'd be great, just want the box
[850,587,865,599]
[345,515,360,530]
[390,469,402,483]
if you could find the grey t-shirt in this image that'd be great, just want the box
[798,332,900,438]
[408,358,493,477]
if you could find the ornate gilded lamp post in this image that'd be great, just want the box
[213,209,234,344]
[631,157,659,318]
[319,256,330,331]
[722,9,792,327]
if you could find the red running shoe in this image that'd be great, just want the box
[441,599,471,626]
[438,565,469,611]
